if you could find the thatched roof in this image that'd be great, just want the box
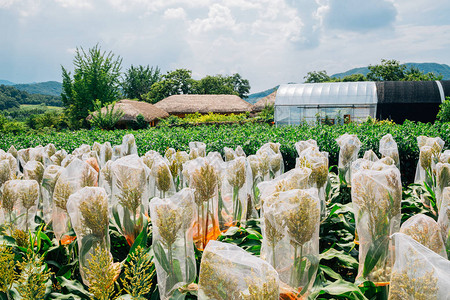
[154,94,254,114]
[253,90,277,112]
[88,99,169,122]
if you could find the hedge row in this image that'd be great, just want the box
[2,121,450,184]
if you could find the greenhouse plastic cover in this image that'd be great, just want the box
[275,82,378,106]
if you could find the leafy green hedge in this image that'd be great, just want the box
[2,121,450,184]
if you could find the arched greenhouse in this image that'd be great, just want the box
[275,80,450,125]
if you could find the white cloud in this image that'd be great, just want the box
[163,7,186,20]
[54,0,93,9]
[189,4,239,34]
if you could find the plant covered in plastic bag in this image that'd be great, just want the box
[351,159,402,283]
[379,134,400,170]
[437,187,450,258]
[415,136,444,185]
[67,187,112,285]
[150,189,196,299]
[41,165,63,223]
[336,133,361,184]
[111,155,149,246]
[400,214,446,257]
[224,157,248,225]
[261,188,320,296]
[388,233,450,300]
[198,240,279,300]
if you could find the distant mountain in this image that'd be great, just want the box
[0,79,15,86]
[332,63,450,80]
[246,86,279,104]
[13,81,62,97]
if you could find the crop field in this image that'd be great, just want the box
[0,122,449,299]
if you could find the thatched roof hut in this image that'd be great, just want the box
[253,90,277,112]
[154,94,254,116]
[88,99,169,127]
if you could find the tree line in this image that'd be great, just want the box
[61,45,251,128]
[0,85,62,110]
[304,59,443,83]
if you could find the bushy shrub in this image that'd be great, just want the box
[437,97,450,123]
[89,100,124,130]
[257,104,274,123]
[131,114,149,130]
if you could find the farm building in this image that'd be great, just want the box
[154,94,253,117]
[275,80,450,125]
[88,99,169,128]
[252,90,276,113]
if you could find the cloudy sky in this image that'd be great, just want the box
[1,0,450,92]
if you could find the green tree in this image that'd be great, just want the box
[144,69,195,103]
[437,97,450,122]
[342,73,367,82]
[226,73,251,99]
[61,45,122,128]
[122,65,161,100]
[367,59,406,81]
[304,70,334,83]
[403,66,443,81]
[193,75,235,95]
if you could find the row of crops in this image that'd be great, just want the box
[0,123,450,299]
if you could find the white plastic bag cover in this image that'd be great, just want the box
[222,157,248,225]
[388,232,450,300]
[235,145,246,158]
[363,150,379,162]
[400,214,446,257]
[437,187,450,259]
[0,159,13,188]
[98,160,114,200]
[23,161,45,185]
[224,147,237,162]
[121,134,138,156]
[151,157,175,198]
[294,139,317,156]
[379,134,400,170]
[261,188,319,295]
[415,136,445,184]
[336,134,361,184]
[189,141,206,158]
[257,143,284,179]
[1,179,39,232]
[436,163,450,212]
[52,158,99,241]
[67,187,111,285]
[258,167,311,210]
[0,152,18,177]
[110,154,150,246]
[351,160,402,282]
[198,240,280,300]
[50,149,67,166]
[150,189,196,299]
[72,144,91,159]
[42,165,63,223]
[112,145,122,161]
[185,158,221,249]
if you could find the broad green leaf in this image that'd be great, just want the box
[153,241,171,273]
[79,234,99,260]
[363,235,389,278]
[320,248,358,269]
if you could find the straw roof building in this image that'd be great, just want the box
[88,99,169,127]
[154,94,253,117]
[252,90,277,112]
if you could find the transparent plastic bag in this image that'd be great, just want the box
[151,157,175,198]
[388,232,450,300]
[261,188,320,296]
[415,136,444,184]
[50,149,67,166]
[23,161,45,186]
[400,214,446,257]
[0,152,18,177]
[1,179,39,232]
[110,154,150,246]
[336,134,361,184]
[379,134,400,170]
[296,147,329,216]
[363,150,379,162]
[294,139,317,156]
[67,187,112,285]
[0,159,13,188]
[185,158,221,249]
[150,189,196,299]
[121,134,138,156]
[52,158,99,242]
[222,157,248,225]
[72,144,91,159]
[437,187,450,258]
[98,160,114,200]
[258,167,311,211]
[351,160,402,282]
[189,141,206,158]
[198,240,280,300]
[224,147,237,162]
[112,145,122,161]
[257,143,284,179]
[42,165,63,223]
[436,163,450,211]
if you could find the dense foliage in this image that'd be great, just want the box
[0,85,62,109]
[2,121,450,185]
[304,59,443,83]
[12,81,62,97]
[61,45,123,127]
[121,65,162,101]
